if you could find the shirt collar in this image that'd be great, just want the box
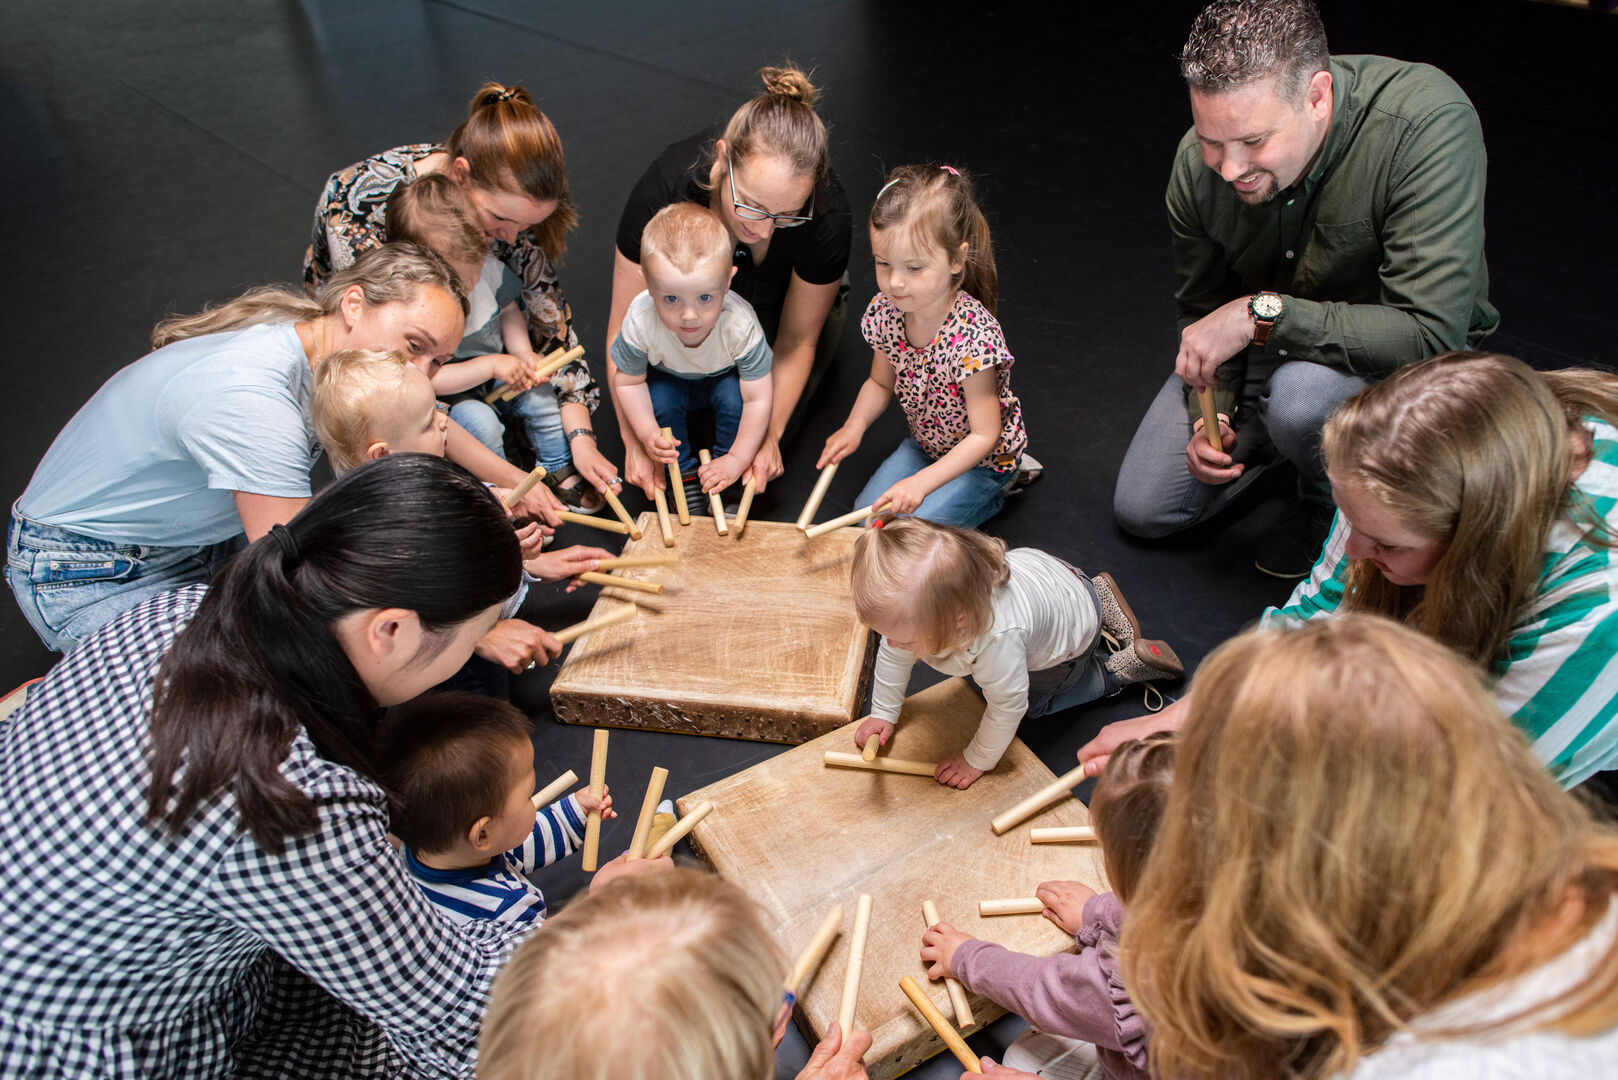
[1295,57,1353,197]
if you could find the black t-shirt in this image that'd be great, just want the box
[615,129,853,300]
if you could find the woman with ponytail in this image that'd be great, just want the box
[0,455,651,1078]
[609,64,854,499]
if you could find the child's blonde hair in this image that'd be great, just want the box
[1089,732,1176,904]
[310,348,414,474]
[870,164,998,316]
[850,514,1009,653]
[641,202,733,276]
[1123,614,1618,1080]
[478,868,783,1080]
[385,173,487,288]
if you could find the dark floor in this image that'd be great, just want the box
[3,1,1616,1074]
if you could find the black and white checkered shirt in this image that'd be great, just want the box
[0,586,535,1078]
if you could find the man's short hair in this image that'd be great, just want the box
[1180,0,1330,101]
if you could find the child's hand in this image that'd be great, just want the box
[487,353,533,393]
[854,717,895,754]
[574,784,616,819]
[818,426,862,469]
[699,451,744,493]
[876,475,932,516]
[643,429,681,466]
[978,1060,1042,1078]
[1035,880,1097,935]
[919,920,974,981]
[514,521,547,562]
[934,751,984,790]
[589,851,674,891]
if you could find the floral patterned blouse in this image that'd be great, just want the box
[302,143,597,410]
[860,290,1027,472]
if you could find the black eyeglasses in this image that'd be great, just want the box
[727,152,814,228]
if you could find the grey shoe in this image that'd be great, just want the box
[1106,638,1184,686]
[1092,572,1141,650]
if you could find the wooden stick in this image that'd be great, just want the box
[785,905,844,997]
[581,730,609,872]
[803,505,875,539]
[532,343,586,381]
[595,554,678,570]
[556,509,631,534]
[1197,386,1223,452]
[839,893,873,1033]
[823,751,936,777]
[553,604,637,645]
[861,733,880,762]
[645,799,713,859]
[898,975,981,1073]
[626,766,669,860]
[697,450,728,535]
[990,763,1087,835]
[732,474,757,538]
[576,571,663,595]
[489,346,566,401]
[1029,826,1097,844]
[664,427,690,525]
[979,897,1045,916]
[796,461,838,529]
[922,901,976,1028]
[653,489,675,547]
[503,466,548,508]
[601,486,642,539]
[530,769,579,811]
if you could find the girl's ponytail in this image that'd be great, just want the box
[446,81,577,261]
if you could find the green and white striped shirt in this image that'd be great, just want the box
[1263,419,1618,788]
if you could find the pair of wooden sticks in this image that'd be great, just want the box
[623,764,714,862]
[795,460,884,539]
[482,344,587,404]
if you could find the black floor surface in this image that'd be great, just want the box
[4,1,1616,1074]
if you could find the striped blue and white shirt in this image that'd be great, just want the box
[404,795,586,926]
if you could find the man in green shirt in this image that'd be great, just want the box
[1113,0,1498,577]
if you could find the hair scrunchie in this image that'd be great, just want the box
[269,523,302,567]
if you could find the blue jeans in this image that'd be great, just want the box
[5,508,242,652]
[449,387,569,471]
[646,368,744,476]
[855,438,1017,530]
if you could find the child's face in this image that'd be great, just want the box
[643,253,734,349]
[482,737,540,855]
[871,228,965,320]
[375,366,451,459]
[867,609,939,656]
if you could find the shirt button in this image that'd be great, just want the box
[1279,349,1289,356]
[1285,249,1295,259]
[1287,199,1295,206]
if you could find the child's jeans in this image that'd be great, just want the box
[645,368,743,476]
[449,387,570,472]
[855,437,1018,530]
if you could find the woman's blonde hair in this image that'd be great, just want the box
[642,202,732,275]
[870,164,998,316]
[1325,351,1618,666]
[446,81,577,262]
[309,349,414,475]
[715,64,828,185]
[850,514,1009,653]
[385,173,487,288]
[1089,732,1176,905]
[478,868,783,1080]
[1123,614,1618,1080]
[151,242,465,349]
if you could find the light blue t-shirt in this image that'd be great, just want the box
[17,322,318,547]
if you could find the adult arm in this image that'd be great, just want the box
[754,272,841,488]
[232,493,309,543]
[606,250,657,493]
[795,1023,872,1080]
[1078,696,1187,778]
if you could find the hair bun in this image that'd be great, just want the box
[471,81,529,112]
[759,65,817,107]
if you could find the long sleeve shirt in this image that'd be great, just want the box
[404,795,586,927]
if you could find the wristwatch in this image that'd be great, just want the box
[1249,292,1283,347]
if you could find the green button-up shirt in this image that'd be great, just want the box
[1168,55,1499,420]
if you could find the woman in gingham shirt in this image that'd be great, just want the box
[0,456,647,1078]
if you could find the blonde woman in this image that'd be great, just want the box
[1082,352,1618,792]
[1118,615,1618,1080]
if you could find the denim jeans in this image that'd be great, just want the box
[646,368,744,476]
[5,507,243,652]
[855,437,1017,530]
[448,387,570,472]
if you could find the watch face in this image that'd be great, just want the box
[1252,293,1284,319]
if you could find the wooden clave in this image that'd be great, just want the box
[979,897,1044,916]
[594,553,678,570]
[503,466,548,508]
[897,976,981,1073]
[530,769,578,811]
[796,461,838,530]
[1196,386,1223,452]
[581,730,609,872]
[601,485,642,539]
[839,893,873,1034]
[861,732,880,762]
[989,763,1088,835]
[697,449,728,535]
[785,906,844,998]
[663,427,690,525]
[532,343,586,381]
[1029,826,1096,844]
[480,346,563,403]
[823,751,935,777]
[576,571,663,595]
[553,604,637,645]
[922,900,975,1028]
[732,474,757,538]
[653,488,675,547]
[626,766,670,860]
[804,505,875,539]
[556,509,631,535]
[645,800,714,859]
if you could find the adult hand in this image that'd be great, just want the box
[1036,880,1096,935]
[571,441,622,496]
[589,851,674,891]
[934,751,984,790]
[818,426,862,469]
[475,619,563,673]
[1077,702,1185,777]
[1185,414,1243,485]
[853,717,895,753]
[752,434,785,491]
[622,437,661,499]
[1174,296,1253,389]
[920,920,973,981]
[503,481,562,529]
[524,545,611,584]
[795,1022,872,1080]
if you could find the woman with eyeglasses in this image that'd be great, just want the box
[608,64,854,500]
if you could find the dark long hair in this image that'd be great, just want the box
[144,454,522,853]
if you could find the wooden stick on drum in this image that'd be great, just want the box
[861,733,880,762]
[553,604,638,645]
[555,509,631,535]
[785,905,844,998]
[1196,386,1223,452]
[989,763,1088,835]
[898,975,982,1073]
[696,450,728,535]
[1029,826,1097,844]
[653,488,675,547]
[601,486,642,539]
[595,554,678,570]
[626,766,670,860]
[581,730,609,872]
[663,427,690,525]
[979,897,1045,916]
[732,474,757,538]
[839,893,873,1034]
[823,752,936,777]
[576,571,663,595]
[530,769,579,811]
[803,505,876,539]
[796,461,838,530]
[922,900,976,1028]
[645,800,713,859]
[503,466,548,508]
